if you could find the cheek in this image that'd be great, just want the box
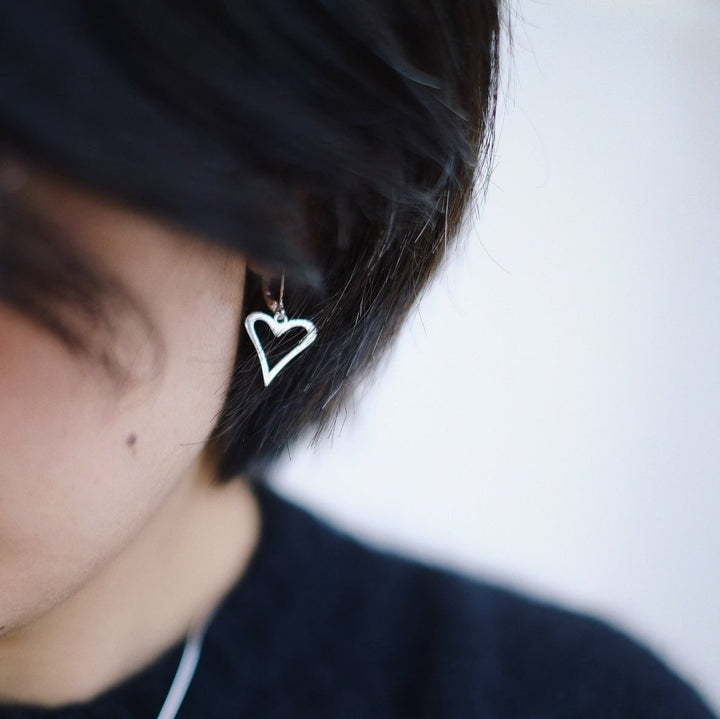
[0,296,237,630]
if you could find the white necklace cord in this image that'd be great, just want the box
[156,615,213,719]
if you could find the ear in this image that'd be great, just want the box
[245,260,282,280]
[0,157,30,194]
[243,264,285,318]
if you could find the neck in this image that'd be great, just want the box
[0,456,259,707]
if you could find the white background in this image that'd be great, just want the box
[270,0,720,710]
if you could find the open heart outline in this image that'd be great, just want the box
[244,311,318,387]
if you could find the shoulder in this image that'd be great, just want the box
[211,484,716,719]
[398,567,714,718]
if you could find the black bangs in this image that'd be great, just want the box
[0,1,492,275]
[0,1,317,282]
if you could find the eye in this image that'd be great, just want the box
[0,192,162,386]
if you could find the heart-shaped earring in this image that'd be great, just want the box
[244,274,317,387]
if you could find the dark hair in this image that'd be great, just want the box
[0,0,502,479]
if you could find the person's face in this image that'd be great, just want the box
[0,169,246,635]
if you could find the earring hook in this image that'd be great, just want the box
[261,273,286,322]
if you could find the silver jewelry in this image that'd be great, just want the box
[244,273,317,387]
[156,616,211,719]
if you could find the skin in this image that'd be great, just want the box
[0,168,260,706]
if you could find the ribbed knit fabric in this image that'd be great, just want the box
[2,483,716,718]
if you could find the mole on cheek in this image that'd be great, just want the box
[125,433,137,449]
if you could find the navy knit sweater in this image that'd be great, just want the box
[2,483,715,718]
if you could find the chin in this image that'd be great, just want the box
[0,566,80,639]
[0,597,31,638]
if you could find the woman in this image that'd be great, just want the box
[0,1,715,717]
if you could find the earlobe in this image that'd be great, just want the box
[0,157,30,195]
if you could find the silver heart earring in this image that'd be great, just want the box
[244,273,317,387]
